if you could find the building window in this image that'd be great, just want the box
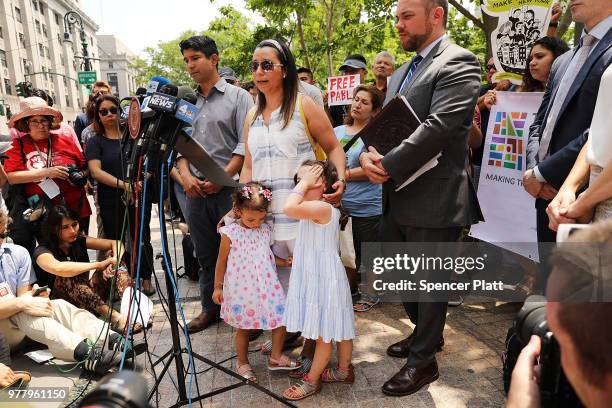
[39,3,45,16]
[39,43,44,56]
[0,50,7,68]
[14,7,22,23]
[4,79,12,95]
[19,33,25,47]
[0,26,3,39]
[33,0,39,12]
[42,66,48,80]
[23,59,30,74]
[65,94,71,107]
[60,53,64,66]
[45,46,50,59]
[35,20,41,34]
[63,77,68,87]
[55,12,61,25]
[108,61,114,69]
[107,73,119,93]
[42,24,47,38]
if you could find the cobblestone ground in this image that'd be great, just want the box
[60,209,518,407]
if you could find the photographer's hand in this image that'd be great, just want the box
[45,166,69,180]
[507,335,541,408]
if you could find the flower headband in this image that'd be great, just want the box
[240,185,272,202]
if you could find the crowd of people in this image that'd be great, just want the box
[0,0,611,405]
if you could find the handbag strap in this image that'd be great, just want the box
[342,132,361,153]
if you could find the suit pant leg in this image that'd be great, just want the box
[535,199,556,292]
[402,226,462,367]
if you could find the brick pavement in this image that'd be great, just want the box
[39,208,517,407]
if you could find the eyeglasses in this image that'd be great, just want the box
[486,64,496,70]
[28,119,50,127]
[249,60,284,72]
[99,107,118,116]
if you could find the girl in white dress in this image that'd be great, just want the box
[282,161,355,400]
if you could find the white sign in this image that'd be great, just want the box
[470,91,543,261]
[327,74,360,106]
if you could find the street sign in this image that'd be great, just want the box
[78,71,97,85]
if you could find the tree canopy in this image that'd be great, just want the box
[134,1,576,88]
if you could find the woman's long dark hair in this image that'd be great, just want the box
[40,205,84,259]
[344,85,385,126]
[252,39,298,130]
[521,36,569,92]
[92,95,120,135]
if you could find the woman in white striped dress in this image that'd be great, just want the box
[239,39,346,377]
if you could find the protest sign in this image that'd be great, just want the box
[470,91,543,261]
[327,74,360,106]
[481,0,554,84]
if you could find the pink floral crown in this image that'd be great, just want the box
[240,185,272,202]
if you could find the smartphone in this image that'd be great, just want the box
[33,286,49,297]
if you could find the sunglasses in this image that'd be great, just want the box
[28,119,50,127]
[99,107,118,116]
[249,60,284,72]
[486,64,496,70]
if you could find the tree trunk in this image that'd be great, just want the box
[448,0,484,29]
[323,0,336,77]
[295,11,311,69]
[557,8,573,39]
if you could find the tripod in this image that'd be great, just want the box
[146,163,296,408]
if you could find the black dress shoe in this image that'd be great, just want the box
[187,312,220,334]
[387,336,445,358]
[382,360,439,396]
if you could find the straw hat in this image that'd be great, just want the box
[8,97,63,131]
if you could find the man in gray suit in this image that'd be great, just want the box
[360,0,481,396]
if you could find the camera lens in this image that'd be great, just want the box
[514,295,550,344]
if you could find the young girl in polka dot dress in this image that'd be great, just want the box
[212,182,301,383]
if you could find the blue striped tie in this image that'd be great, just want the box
[399,55,424,93]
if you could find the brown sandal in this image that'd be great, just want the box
[322,364,355,383]
[282,377,321,401]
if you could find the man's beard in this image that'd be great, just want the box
[402,21,434,52]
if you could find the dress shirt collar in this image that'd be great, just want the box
[583,15,612,42]
[418,34,448,60]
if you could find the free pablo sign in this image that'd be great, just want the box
[327,74,360,106]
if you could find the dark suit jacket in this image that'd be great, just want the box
[526,28,612,189]
[380,37,482,228]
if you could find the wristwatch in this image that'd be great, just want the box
[338,178,347,185]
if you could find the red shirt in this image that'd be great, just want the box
[4,134,91,218]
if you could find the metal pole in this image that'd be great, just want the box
[63,11,92,72]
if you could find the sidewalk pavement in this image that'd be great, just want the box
[9,207,517,407]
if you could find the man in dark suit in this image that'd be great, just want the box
[524,0,612,288]
[360,0,481,396]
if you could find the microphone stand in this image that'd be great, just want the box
[145,136,296,408]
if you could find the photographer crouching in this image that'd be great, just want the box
[507,220,612,408]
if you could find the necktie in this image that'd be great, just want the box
[399,55,424,93]
[538,34,596,161]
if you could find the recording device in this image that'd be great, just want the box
[66,164,88,188]
[503,295,582,407]
[32,285,48,297]
[22,195,46,222]
[79,371,151,408]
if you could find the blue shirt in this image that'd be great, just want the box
[0,243,35,296]
[335,126,382,217]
